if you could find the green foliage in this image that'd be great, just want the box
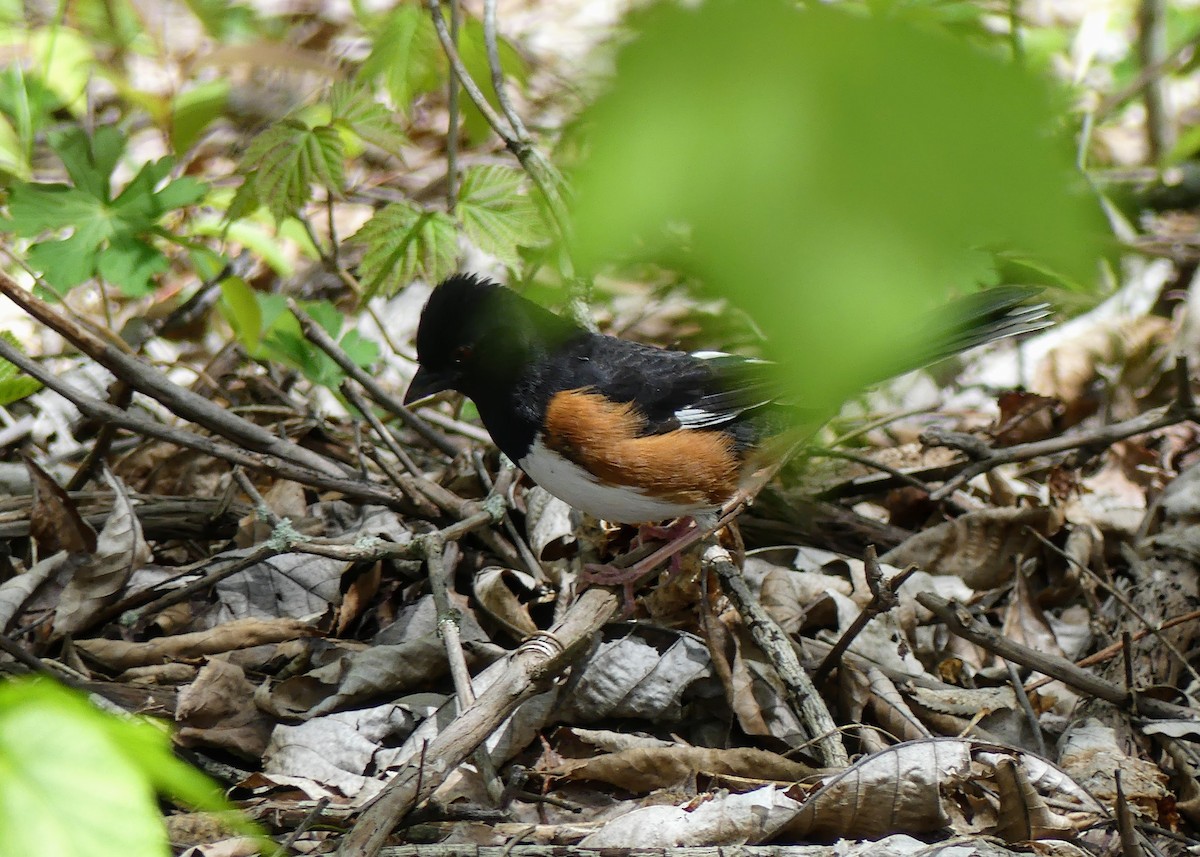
[184,0,261,42]
[170,80,230,154]
[231,82,407,224]
[570,0,1103,413]
[457,165,546,268]
[235,120,345,223]
[361,4,442,111]
[0,678,257,857]
[353,203,459,297]
[359,2,527,144]
[219,279,380,387]
[1,126,207,296]
[353,164,548,296]
[0,332,41,405]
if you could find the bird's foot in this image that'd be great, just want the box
[581,519,710,616]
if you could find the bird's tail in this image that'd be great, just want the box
[915,285,1050,368]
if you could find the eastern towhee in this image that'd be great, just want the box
[403,274,1048,578]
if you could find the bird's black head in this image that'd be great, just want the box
[403,274,579,406]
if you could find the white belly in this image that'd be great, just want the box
[519,436,707,523]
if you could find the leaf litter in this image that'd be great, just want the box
[2,1,1200,855]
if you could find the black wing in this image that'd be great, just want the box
[552,335,781,441]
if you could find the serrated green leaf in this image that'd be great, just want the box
[329,81,407,155]
[352,202,458,297]
[241,120,345,222]
[361,4,442,111]
[457,165,546,267]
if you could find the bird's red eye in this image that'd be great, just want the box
[452,345,473,364]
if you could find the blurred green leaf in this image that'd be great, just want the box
[352,202,458,296]
[171,80,230,153]
[456,18,528,144]
[28,27,94,112]
[571,0,1102,412]
[457,164,547,268]
[0,678,249,857]
[0,332,42,405]
[361,4,442,111]
[184,0,260,42]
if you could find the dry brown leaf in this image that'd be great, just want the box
[1058,719,1170,818]
[76,617,317,670]
[54,469,150,636]
[883,505,1062,589]
[176,658,275,758]
[578,784,804,847]
[1032,315,1172,414]
[473,566,540,638]
[24,453,95,554]
[548,745,816,792]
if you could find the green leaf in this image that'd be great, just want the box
[241,120,345,222]
[6,183,104,234]
[329,81,407,156]
[456,19,528,145]
[0,112,29,179]
[339,329,380,369]
[571,1,1103,413]
[171,80,230,153]
[219,277,264,356]
[0,679,169,857]
[0,332,42,405]
[361,4,442,111]
[50,126,123,200]
[352,202,458,297]
[183,0,260,42]
[0,679,259,857]
[27,229,108,290]
[457,165,546,267]
[28,27,94,112]
[95,235,170,297]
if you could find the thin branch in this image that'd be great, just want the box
[334,587,619,857]
[289,299,460,458]
[703,543,849,768]
[812,547,917,685]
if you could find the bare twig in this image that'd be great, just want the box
[335,587,619,857]
[812,547,917,685]
[1136,0,1173,163]
[917,593,1196,720]
[703,543,849,768]
[923,358,1198,501]
[0,271,346,479]
[289,299,460,457]
[0,336,413,509]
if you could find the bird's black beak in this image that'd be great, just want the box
[404,365,456,405]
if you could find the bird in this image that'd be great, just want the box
[403,274,1049,585]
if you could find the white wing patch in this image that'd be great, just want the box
[677,351,776,429]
